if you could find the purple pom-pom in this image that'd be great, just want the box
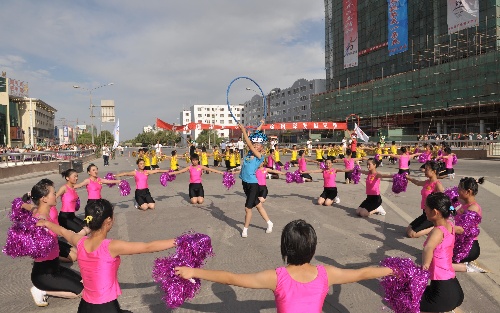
[152,232,214,309]
[168,169,177,181]
[285,172,294,183]
[418,153,427,163]
[284,162,290,171]
[119,180,131,196]
[319,162,327,170]
[374,154,381,162]
[3,215,58,259]
[453,210,482,263]
[9,198,31,222]
[160,173,169,187]
[275,163,281,171]
[75,198,81,211]
[414,148,419,153]
[438,150,443,157]
[392,173,408,194]
[222,172,236,190]
[293,170,304,183]
[104,173,117,187]
[444,186,460,208]
[380,257,430,313]
[452,154,458,165]
[351,165,361,184]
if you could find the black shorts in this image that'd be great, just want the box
[320,187,338,200]
[144,166,151,170]
[189,183,205,198]
[276,161,284,166]
[420,278,464,312]
[290,160,298,165]
[135,188,155,206]
[214,160,219,166]
[359,195,382,212]
[345,172,352,180]
[458,240,480,263]
[151,164,159,169]
[58,211,85,233]
[31,258,83,294]
[258,185,268,199]
[398,169,410,175]
[202,164,209,168]
[301,173,313,180]
[316,158,323,163]
[445,168,455,175]
[410,211,434,232]
[58,240,72,258]
[242,181,260,208]
[78,298,123,313]
[351,151,357,158]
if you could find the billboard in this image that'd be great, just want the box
[388,0,408,56]
[343,0,358,68]
[8,78,29,97]
[447,0,479,34]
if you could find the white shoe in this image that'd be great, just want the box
[241,228,248,238]
[466,261,487,273]
[30,286,48,307]
[334,196,340,204]
[374,206,386,216]
[266,221,273,234]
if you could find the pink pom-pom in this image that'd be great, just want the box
[119,180,131,196]
[418,153,427,163]
[374,154,381,162]
[392,173,408,194]
[3,215,58,259]
[152,232,214,309]
[453,210,482,263]
[9,198,31,222]
[222,172,236,190]
[319,162,327,170]
[380,257,430,313]
[444,186,460,208]
[160,173,169,187]
[284,162,290,171]
[285,172,294,183]
[104,173,117,187]
[351,165,361,184]
[75,198,81,211]
[452,154,458,165]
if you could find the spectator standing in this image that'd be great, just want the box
[102,144,110,166]
[154,140,163,155]
[237,138,245,158]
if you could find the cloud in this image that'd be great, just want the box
[0,0,325,139]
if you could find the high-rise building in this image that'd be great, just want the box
[315,1,499,138]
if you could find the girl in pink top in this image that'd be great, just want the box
[388,146,421,175]
[26,179,83,307]
[77,163,121,214]
[340,148,365,184]
[438,146,457,179]
[115,159,169,210]
[420,192,464,312]
[175,219,393,313]
[354,158,393,217]
[297,150,318,182]
[297,159,349,206]
[169,154,224,204]
[453,177,487,273]
[406,161,444,238]
[37,199,176,313]
[56,169,89,237]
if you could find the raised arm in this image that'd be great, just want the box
[256,119,265,132]
[239,123,262,159]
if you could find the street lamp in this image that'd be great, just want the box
[73,83,114,144]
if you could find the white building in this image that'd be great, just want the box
[143,125,154,133]
[181,104,244,142]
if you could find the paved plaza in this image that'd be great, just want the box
[1,153,500,313]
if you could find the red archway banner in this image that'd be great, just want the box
[156,118,347,131]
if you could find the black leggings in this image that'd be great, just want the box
[420,278,464,312]
[78,298,127,313]
[58,211,85,233]
[458,240,480,263]
[31,258,83,294]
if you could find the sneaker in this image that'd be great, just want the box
[30,286,48,307]
[334,196,340,204]
[466,261,487,273]
[374,206,386,216]
[241,228,248,238]
[266,221,273,234]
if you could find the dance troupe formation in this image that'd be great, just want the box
[2,120,488,313]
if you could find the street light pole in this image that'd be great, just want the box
[73,83,114,144]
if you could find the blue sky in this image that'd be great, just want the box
[0,0,325,140]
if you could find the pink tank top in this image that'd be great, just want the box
[445,155,453,169]
[134,170,149,189]
[298,158,307,172]
[365,173,380,195]
[256,168,267,186]
[87,178,102,200]
[61,185,79,213]
[34,206,60,262]
[267,155,274,168]
[458,202,482,240]
[424,222,455,280]
[77,238,121,304]
[189,165,203,183]
[274,265,329,313]
[343,158,354,170]
[421,180,439,210]
[399,155,410,169]
[322,169,336,187]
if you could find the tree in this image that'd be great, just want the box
[126,130,181,147]
[96,130,114,145]
[76,132,93,145]
[196,130,223,148]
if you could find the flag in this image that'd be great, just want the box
[156,118,173,130]
[354,123,369,142]
[112,119,119,150]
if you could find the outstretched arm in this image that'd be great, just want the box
[109,238,176,257]
[326,265,393,286]
[55,185,67,198]
[36,220,83,247]
[74,178,90,189]
[115,171,135,178]
[202,166,224,175]
[406,175,426,186]
[169,167,190,176]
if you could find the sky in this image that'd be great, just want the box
[0,0,326,140]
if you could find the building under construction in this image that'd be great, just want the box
[313,0,500,139]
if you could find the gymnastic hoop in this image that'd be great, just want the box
[226,76,266,125]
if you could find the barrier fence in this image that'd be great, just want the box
[0,149,95,168]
